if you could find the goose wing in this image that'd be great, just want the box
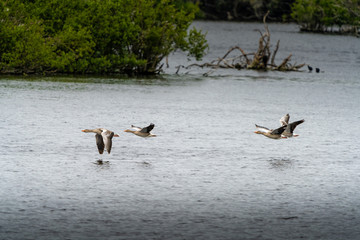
[255,124,272,133]
[140,123,155,133]
[286,119,305,133]
[101,130,114,154]
[271,126,286,135]
[279,114,290,126]
[95,133,105,154]
[131,125,142,131]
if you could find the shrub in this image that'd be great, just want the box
[0,0,208,75]
[291,0,360,33]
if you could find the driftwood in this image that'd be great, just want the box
[177,12,305,75]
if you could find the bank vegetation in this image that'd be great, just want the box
[186,0,360,35]
[291,0,360,35]
[0,0,208,75]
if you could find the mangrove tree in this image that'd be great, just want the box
[0,0,208,75]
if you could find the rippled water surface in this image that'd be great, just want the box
[1,22,360,240]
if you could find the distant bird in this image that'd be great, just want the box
[278,114,305,138]
[307,65,313,72]
[124,123,156,137]
[262,55,269,68]
[254,124,286,139]
[316,68,320,73]
[82,128,119,154]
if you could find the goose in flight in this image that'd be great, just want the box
[124,123,156,137]
[254,124,286,139]
[82,128,119,154]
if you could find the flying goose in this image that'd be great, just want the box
[82,128,119,154]
[124,123,156,137]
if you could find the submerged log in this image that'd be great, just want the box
[177,12,305,75]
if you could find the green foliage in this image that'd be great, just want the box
[1,21,54,73]
[291,0,360,33]
[0,0,208,75]
[183,27,209,60]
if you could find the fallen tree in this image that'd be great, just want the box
[176,12,305,75]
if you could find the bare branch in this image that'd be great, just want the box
[271,40,280,66]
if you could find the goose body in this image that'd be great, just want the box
[82,128,119,154]
[124,123,156,137]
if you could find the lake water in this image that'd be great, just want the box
[1,22,360,240]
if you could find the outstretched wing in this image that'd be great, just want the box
[95,133,105,154]
[286,119,305,133]
[279,114,290,126]
[255,124,271,133]
[131,125,142,131]
[140,123,155,133]
[101,130,114,154]
[271,126,286,135]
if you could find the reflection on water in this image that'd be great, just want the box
[1,22,360,240]
[137,161,152,167]
[268,157,294,170]
[94,159,110,166]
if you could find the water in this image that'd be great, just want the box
[1,22,360,240]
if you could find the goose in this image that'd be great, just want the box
[124,123,156,137]
[254,124,286,139]
[82,128,119,154]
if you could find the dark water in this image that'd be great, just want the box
[1,22,360,240]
